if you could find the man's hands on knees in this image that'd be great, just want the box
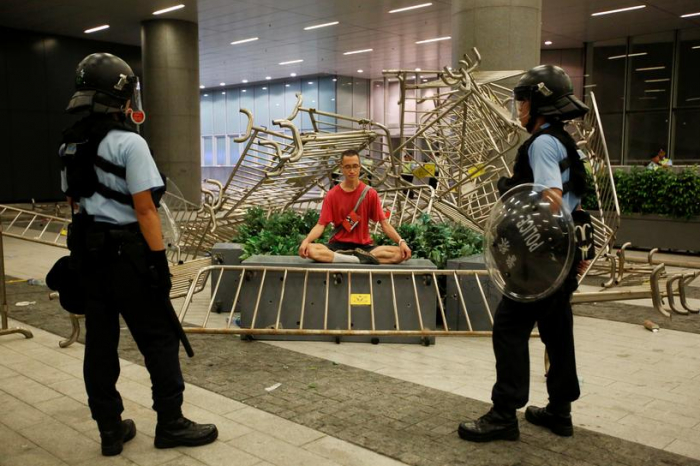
[399,241,412,260]
[299,240,310,258]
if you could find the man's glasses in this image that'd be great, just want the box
[342,164,361,171]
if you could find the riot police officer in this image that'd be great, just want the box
[458,65,590,442]
[60,53,217,456]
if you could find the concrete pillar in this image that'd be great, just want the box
[451,0,542,73]
[141,19,201,205]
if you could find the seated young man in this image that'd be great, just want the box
[299,150,412,264]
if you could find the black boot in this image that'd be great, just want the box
[100,419,137,456]
[458,407,519,442]
[154,417,218,449]
[525,404,573,437]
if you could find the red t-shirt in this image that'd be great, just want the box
[319,182,385,245]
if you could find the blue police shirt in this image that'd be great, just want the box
[528,123,581,214]
[60,130,164,225]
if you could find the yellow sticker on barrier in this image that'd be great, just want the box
[350,294,371,306]
[412,163,436,178]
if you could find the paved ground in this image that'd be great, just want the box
[4,277,700,466]
[2,236,700,465]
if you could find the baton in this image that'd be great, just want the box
[163,295,194,358]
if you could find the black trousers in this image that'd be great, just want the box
[80,226,184,425]
[490,272,580,411]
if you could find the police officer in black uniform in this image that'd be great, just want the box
[458,65,590,442]
[60,53,217,456]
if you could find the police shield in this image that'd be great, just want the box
[484,183,575,302]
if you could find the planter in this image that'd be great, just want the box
[615,213,700,253]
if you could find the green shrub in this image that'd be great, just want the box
[232,209,484,268]
[232,209,332,259]
[373,214,483,269]
[581,167,700,219]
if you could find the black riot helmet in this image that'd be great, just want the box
[66,53,145,124]
[513,65,589,131]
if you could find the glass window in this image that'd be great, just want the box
[239,87,254,129]
[269,83,285,124]
[599,113,623,164]
[284,79,302,127]
[254,85,269,128]
[336,76,353,118]
[628,32,674,112]
[589,38,626,114]
[226,89,240,135]
[213,92,227,134]
[202,136,213,166]
[301,79,318,131]
[318,76,337,131]
[229,136,242,165]
[370,80,384,125]
[200,93,213,136]
[625,111,669,164]
[673,109,700,163]
[215,136,227,165]
[676,29,700,109]
[352,77,369,122]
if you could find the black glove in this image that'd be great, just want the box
[148,249,172,297]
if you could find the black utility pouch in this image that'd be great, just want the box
[572,209,595,263]
[66,213,94,253]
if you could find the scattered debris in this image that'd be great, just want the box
[644,320,660,333]
[265,382,282,392]
[15,301,36,307]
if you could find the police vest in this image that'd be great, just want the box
[497,123,587,197]
[60,115,166,208]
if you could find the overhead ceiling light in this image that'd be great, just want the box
[241,89,247,93]
[308,81,313,84]
[221,92,226,95]
[636,66,665,71]
[231,37,258,45]
[344,48,373,55]
[285,84,290,87]
[389,3,432,14]
[681,11,700,18]
[415,36,451,44]
[304,21,339,30]
[422,79,428,82]
[645,78,670,83]
[199,85,205,89]
[84,25,109,34]
[242,79,248,83]
[332,78,337,82]
[693,45,700,50]
[644,89,666,93]
[608,52,648,60]
[153,4,185,15]
[203,94,208,97]
[265,76,272,80]
[415,68,421,71]
[262,87,267,90]
[219,82,226,86]
[544,40,553,45]
[583,84,598,88]
[591,5,645,16]
[290,72,297,77]
[280,59,303,65]
[357,69,364,73]
[686,97,700,101]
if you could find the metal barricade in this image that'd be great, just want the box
[177,264,501,340]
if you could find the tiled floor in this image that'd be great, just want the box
[0,322,410,466]
[3,235,700,464]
